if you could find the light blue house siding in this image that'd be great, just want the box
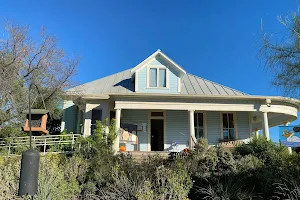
[63,100,77,133]
[120,110,251,151]
[203,111,251,145]
[236,112,250,139]
[206,111,221,145]
[121,109,149,151]
[136,58,179,93]
[165,110,189,151]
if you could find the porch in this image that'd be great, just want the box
[66,94,298,153]
[116,109,252,152]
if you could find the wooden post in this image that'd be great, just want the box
[43,138,46,155]
[8,143,11,156]
[71,134,75,150]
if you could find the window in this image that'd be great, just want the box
[91,109,102,134]
[110,110,116,122]
[151,112,164,117]
[222,113,235,140]
[194,113,204,139]
[149,67,167,88]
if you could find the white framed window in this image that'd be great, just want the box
[147,66,168,88]
[194,112,205,139]
[221,113,236,140]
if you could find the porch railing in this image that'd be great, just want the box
[0,134,81,155]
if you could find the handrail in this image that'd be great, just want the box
[0,134,82,155]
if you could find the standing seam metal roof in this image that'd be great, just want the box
[67,68,248,96]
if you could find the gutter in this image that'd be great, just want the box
[76,93,300,110]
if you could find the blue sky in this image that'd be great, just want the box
[1,0,299,141]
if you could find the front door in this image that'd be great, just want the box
[151,119,164,151]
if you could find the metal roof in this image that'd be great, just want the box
[67,68,247,96]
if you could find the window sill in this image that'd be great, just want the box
[146,86,169,89]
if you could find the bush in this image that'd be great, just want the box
[35,154,81,200]
[0,156,20,199]
[273,179,300,200]
[186,138,218,177]
[235,154,264,173]
[0,124,25,138]
[192,177,255,200]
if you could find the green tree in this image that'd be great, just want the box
[0,21,79,126]
[260,11,300,98]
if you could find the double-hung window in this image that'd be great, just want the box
[194,113,204,139]
[149,67,167,88]
[222,113,235,140]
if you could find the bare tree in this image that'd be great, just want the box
[0,21,79,125]
[260,12,300,98]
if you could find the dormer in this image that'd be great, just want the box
[131,50,186,93]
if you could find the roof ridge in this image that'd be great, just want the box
[186,73,249,96]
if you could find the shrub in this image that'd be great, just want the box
[0,156,20,199]
[192,177,255,200]
[35,154,81,200]
[273,179,300,200]
[235,154,264,173]
[0,124,25,138]
[186,138,218,176]
[216,146,235,172]
[235,136,288,160]
[154,164,192,200]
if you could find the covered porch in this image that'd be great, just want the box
[112,94,298,152]
[71,94,299,152]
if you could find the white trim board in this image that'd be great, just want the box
[114,101,298,117]
[147,110,166,151]
[131,49,186,75]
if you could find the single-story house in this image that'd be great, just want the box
[61,49,300,152]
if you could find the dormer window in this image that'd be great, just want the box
[148,67,167,88]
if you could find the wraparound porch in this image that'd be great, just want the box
[67,95,299,152]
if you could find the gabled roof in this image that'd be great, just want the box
[130,49,186,75]
[67,68,248,96]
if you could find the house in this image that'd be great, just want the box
[61,50,300,152]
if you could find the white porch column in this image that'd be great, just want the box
[83,105,92,137]
[262,112,270,140]
[188,110,195,149]
[284,122,292,154]
[60,101,67,132]
[255,130,259,138]
[113,108,121,154]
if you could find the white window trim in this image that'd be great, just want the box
[194,111,207,139]
[146,65,169,89]
[147,110,166,151]
[220,112,238,140]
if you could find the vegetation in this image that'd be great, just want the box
[260,11,300,98]
[0,21,79,128]
[1,120,300,200]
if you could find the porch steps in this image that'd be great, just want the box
[120,151,169,161]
